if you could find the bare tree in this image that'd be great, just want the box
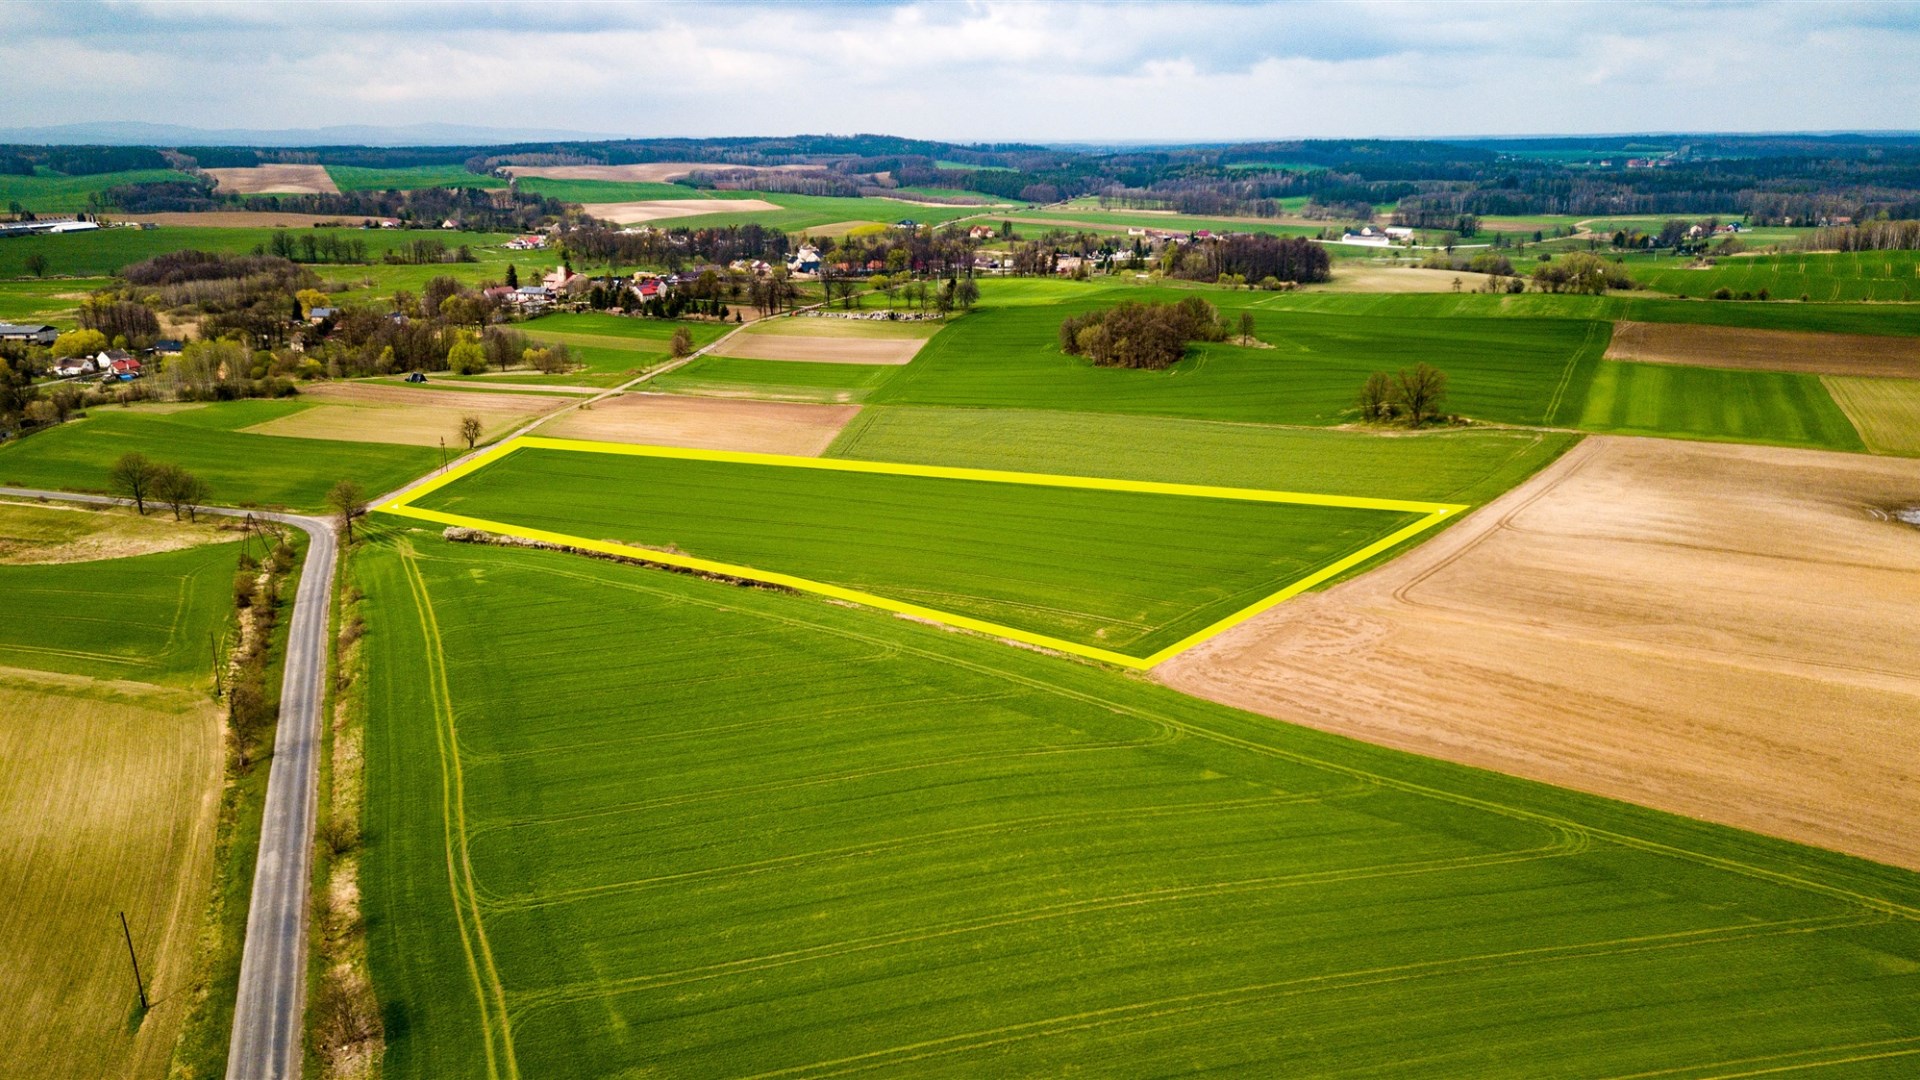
[327,480,367,544]
[670,327,695,358]
[108,452,159,515]
[152,463,211,522]
[1237,311,1256,345]
[458,414,483,450]
[1395,363,1448,426]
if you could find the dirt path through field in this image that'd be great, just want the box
[1158,435,1920,870]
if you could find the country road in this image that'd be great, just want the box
[0,486,337,1080]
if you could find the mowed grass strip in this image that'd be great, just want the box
[359,536,1920,1080]
[0,404,441,511]
[406,445,1418,656]
[1824,376,1920,455]
[1577,360,1866,451]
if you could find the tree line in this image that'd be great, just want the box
[1058,296,1227,370]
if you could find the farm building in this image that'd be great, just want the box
[0,323,57,345]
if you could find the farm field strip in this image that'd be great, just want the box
[359,535,1920,1079]
[376,436,1461,667]
[1824,376,1920,455]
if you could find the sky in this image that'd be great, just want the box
[3,0,1919,144]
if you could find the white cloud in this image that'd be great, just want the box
[0,1,1916,140]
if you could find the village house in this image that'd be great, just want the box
[504,234,548,251]
[968,225,996,240]
[51,356,97,378]
[542,267,583,292]
[788,245,822,274]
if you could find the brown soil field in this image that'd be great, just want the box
[580,199,783,225]
[1157,435,1920,870]
[118,211,368,228]
[501,163,820,184]
[1606,320,1920,379]
[243,383,563,447]
[203,164,340,195]
[1309,266,1496,293]
[711,333,925,365]
[540,393,858,456]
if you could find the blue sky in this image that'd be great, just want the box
[3,1,1918,142]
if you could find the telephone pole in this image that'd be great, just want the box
[119,911,147,1011]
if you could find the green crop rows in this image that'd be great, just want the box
[359,533,1920,1079]
[408,445,1419,657]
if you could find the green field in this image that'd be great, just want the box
[0,168,192,214]
[1007,206,1328,240]
[0,275,109,325]
[0,226,519,280]
[517,312,733,383]
[829,406,1578,505]
[868,284,1608,427]
[0,402,440,511]
[1576,360,1867,451]
[1625,250,1920,302]
[651,355,902,403]
[325,165,506,192]
[662,193,988,233]
[359,532,1920,1079]
[406,444,1423,657]
[0,510,234,1078]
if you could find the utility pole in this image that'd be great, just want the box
[119,911,147,1011]
[439,436,448,473]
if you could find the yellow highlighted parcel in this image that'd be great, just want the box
[376,436,1466,669]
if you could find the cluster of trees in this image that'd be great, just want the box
[0,144,169,177]
[1802,220,1920,251]
[108,452,212,520]
[259,230,371,265]
[1357,364,1449,426]
[1529,252,1634,295]
[124,251,320,346]
[562,223,791,271]
[824,272,977,314]
[1161,234,1332,285]
[1058,297,1226,370]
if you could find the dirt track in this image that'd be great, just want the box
[541,393,858,456]
[1606,320,1920,379]
[1157,436,1920,870]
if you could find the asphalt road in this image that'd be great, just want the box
[0,487,336,1080]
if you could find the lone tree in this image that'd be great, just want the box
[108,453,159,515]
[1237,311,1256,346]
[327,480,367,544]
[24,253,48,278]
[152,464,211,522]
[669,327,695,358]
[458,414,483,450]
[1395,363,1448,426]
[1357,372,1396,422]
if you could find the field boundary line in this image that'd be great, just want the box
[373,436,1463,669]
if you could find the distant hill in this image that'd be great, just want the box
[0,121,630,147]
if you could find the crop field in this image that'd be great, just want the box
[1625,250,1920,302]
[388,439,1452,664]
[828,406,1579,506]
[514,313,734,383]
[325,165,507,192]
[1576,360,1865,450]
[651,355,903,403]
[0,225,519,279]
[652,192,988,233]
[358,531,1920,1079]
[0,167,190,213]
[869,287,1608,427]
[0,402,440,511]
[1604,319,1920,379]
[713,322,931,365]
[538,395,860,455]
[0,509,233,1078]
[1824,376,1920,455]
[239,383,566,447]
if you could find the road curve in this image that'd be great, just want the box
[0,487,336,1080]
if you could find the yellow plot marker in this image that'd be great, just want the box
[377,436,1465,670]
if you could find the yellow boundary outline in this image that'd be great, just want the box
[375,435,1465,670]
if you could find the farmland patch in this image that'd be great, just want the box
[1825,376,1920,455]
[1160,435,1920,869]
[1606,319,1920,379]
[382,437,1457,664]
[579,198,782,224]
[203,164,340,195]
[537,394,859,455]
